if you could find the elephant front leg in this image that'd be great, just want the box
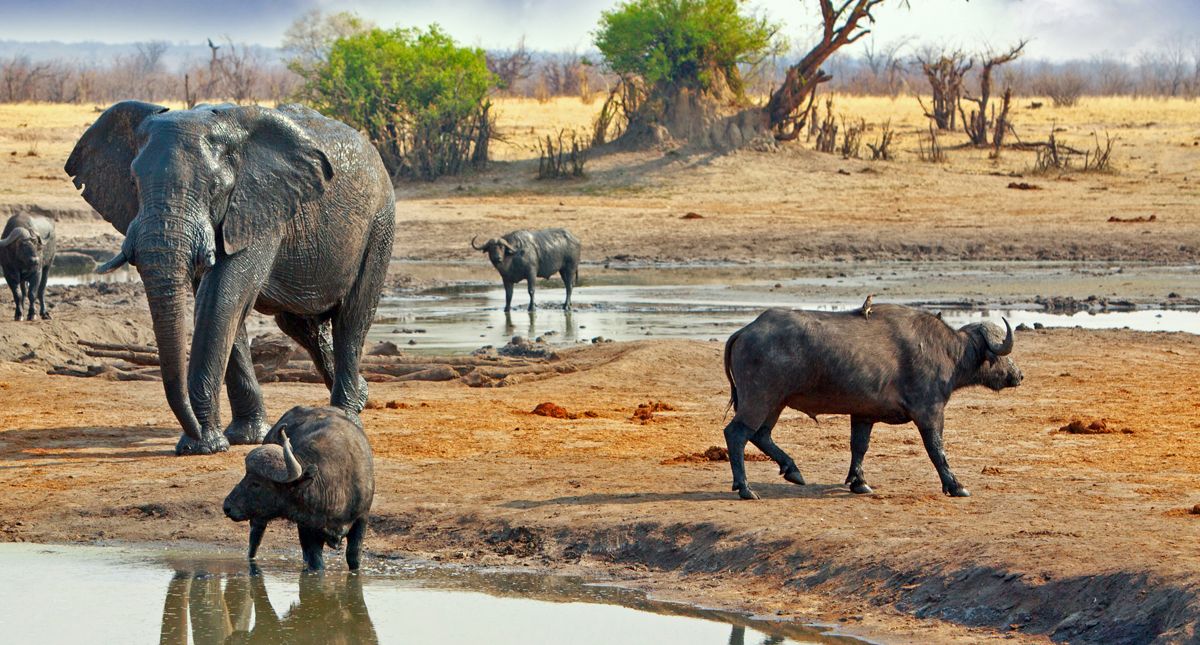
[223,320,270,445]
[185,246,275,452]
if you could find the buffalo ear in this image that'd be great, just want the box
[219,106,333,255]
[294,464,319,485]
[65,101,168,235]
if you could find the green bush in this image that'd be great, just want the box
[303,25,495,179]
[594,0,776,100]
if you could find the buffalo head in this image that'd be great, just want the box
[223,429,317,522]
[961,318,1023,391]
[471,235,519,270]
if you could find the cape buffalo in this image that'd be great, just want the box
[721,304,1022,500]
[1,213,56,321]
[471,228,580,311]
[223,406,374,570]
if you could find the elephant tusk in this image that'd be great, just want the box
[96,251,129,274]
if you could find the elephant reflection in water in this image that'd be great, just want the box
[727,625,785,645]
[159,565,377,644]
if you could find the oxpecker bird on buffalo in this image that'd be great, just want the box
[721,304,1023,500]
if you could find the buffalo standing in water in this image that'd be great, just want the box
[471,228,580,311]
[721,305,1022,500]
[224,406,374,570]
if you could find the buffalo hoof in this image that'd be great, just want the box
[734,485,760,500]
[225,417,270,445]
[25,313,35,321]
[40,312,50,320]
[946,486,971,498]
[782,468,806,486]
[175,431,230,456]
[849,481,874,495]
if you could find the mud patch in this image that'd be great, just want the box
[1057,418,1133,435]
[661,445,772,464]
[632,400,675,423]
[531,402,598,420]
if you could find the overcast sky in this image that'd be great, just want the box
[0,0,1197,60]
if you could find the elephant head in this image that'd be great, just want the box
[65,101,334,441]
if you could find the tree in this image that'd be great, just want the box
[915,46,971,130]
[961,41,1026,146]
[594,0,778,139]
[301,25,496,179]
[487,36,534,92]
[282,9,373,102]
[767,0,888,140]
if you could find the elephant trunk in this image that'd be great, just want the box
[143,271,203,441]
[132,212,212,442]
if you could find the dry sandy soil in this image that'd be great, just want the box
[0,96,1198,643]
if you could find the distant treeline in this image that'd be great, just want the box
[3,36,1200,105]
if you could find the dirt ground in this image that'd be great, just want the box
[0,96,1199,642]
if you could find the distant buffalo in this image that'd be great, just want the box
[471,228,580,311]
[223,406,374,570]
[721,304,1023,500]
[1,213,56,320]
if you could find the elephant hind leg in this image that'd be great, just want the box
[275,312,335,389]
[330,214,393,414]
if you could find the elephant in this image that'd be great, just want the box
[1,213,56,321]
[65,101,395,455]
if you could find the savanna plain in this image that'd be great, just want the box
[1,96,1199,643]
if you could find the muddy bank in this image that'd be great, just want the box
[2,331,1198,643]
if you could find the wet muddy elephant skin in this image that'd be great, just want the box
[65,101,395,455]
[722,304,1022,500]
[471,228,580,311]
[223,406,374,572]
[1,213,56,321]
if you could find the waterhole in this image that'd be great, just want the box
[0,543,864,644]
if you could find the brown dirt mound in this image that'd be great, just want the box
[662,445,772,465]
[632,400,675,422]
[681,212,704,219]
[531,402,597,420]
[1058,418,1134,435]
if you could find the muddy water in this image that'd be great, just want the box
[47,260,1200,353]
[369,283,1200,353]
[0,543,862,644]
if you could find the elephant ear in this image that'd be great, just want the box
[221,106,334,256]
[64,101,168,235]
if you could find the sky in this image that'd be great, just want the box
[0,0,1197,60]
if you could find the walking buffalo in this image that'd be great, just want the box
[721,304,1023,500]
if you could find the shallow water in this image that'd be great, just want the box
[0,543,862,644]
[44,262,1200,353]
[368,283,1200,353]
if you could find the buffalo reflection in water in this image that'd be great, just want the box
[159,562,377,645]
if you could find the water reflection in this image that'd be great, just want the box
[159,562,376,645]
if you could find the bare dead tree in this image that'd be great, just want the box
[961,41,1026,147]
[767,0,887,140]
[213,39,262,104]
[487,36,534,93]
[915,47,971,130]
[860,36,912,96]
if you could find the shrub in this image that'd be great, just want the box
[302,25,495,180]
[593,0,777,127]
